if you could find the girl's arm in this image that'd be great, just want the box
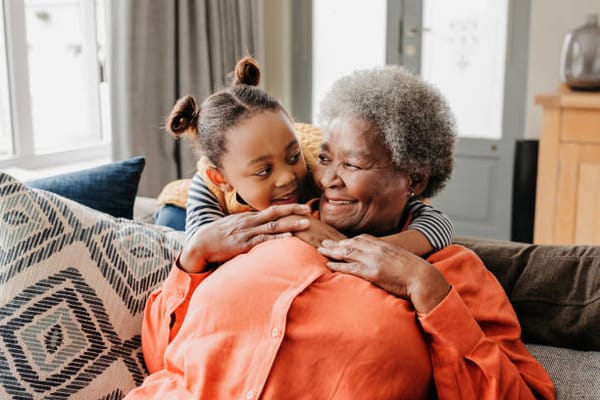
[292,200,454,256]
[381,200,454,257]
[185,172,225,242]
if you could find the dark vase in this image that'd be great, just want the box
[560,14,600,91]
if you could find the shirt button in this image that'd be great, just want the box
[271,328,279,338]
[246,389,254,399]
[176,289,185,298]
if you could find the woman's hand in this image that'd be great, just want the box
[317,234,451,314]
[179,204,311,273]
[277,215,347,248]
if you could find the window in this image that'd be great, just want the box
[0,2,11,158]
[312,0,386,122]
[421,0,508,139]
[0,0,110,170]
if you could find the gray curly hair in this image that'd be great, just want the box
[318,66,457,199]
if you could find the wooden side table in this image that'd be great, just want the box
[534,88,600,245]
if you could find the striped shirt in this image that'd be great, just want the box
[185,172,455,249]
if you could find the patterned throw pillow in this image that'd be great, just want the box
[0,172,184,399]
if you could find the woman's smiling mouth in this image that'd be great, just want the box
[322,196,357,206]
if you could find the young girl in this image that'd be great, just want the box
[164,56,454,256]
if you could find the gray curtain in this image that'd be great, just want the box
[109,0,263,197]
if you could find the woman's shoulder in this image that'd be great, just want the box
[428,244,479,261]
[426,244,488,282]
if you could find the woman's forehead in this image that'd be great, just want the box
[324,115,371,133]
[322,116,387,154]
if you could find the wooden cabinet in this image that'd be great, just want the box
[534,89,600,245]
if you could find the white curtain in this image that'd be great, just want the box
[109,0,263,197]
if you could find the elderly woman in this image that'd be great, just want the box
[127,66,554,399]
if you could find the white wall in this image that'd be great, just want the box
[525,0,600,138]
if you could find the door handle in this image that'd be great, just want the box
[407,26,431,38]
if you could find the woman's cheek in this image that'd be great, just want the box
[311,167,325,189]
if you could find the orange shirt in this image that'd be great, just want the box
[127,238,554,400]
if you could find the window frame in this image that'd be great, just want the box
[0,0,110,170]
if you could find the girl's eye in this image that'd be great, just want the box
[288,151,301,164]
[254,166,272,177]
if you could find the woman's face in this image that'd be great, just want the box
[313,116,413,236]
[218,110,308,210]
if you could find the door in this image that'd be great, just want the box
[387,0,531,240]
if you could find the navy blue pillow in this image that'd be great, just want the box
[27,156,145,219]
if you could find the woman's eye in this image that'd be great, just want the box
[317,154,330,164]
[343,162,360,170]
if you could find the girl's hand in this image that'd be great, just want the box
[179,204,311,273]
[317,234,450,314]
[278,214,347,248]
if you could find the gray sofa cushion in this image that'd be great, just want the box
[456,236,600,351]
[527,344,600,400]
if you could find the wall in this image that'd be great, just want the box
[525,0,600,138]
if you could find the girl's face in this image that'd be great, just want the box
[313,116,414,236]
[217,110,308,211]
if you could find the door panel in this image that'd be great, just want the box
[437,157,494,222]
[388,0,531,240]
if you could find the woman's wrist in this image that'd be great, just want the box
[408,265,451,314]
[178,245,209,274]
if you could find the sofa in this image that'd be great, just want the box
[0,162,599,399]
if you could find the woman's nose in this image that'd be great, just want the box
[318,164,341,188]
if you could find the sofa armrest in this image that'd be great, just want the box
[455,236,600,351]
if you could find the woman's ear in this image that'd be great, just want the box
[205,167,233,192]
[409,174,429,197]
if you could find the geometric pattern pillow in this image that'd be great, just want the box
[0,172,184,399]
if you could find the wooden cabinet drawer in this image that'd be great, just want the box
[574,162,600,244]
[554,144,600,245]
[561,109,600,143]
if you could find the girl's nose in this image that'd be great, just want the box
[275,167,296,188]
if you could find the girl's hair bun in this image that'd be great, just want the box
[166,95,199,137]
[233,56,260,86]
